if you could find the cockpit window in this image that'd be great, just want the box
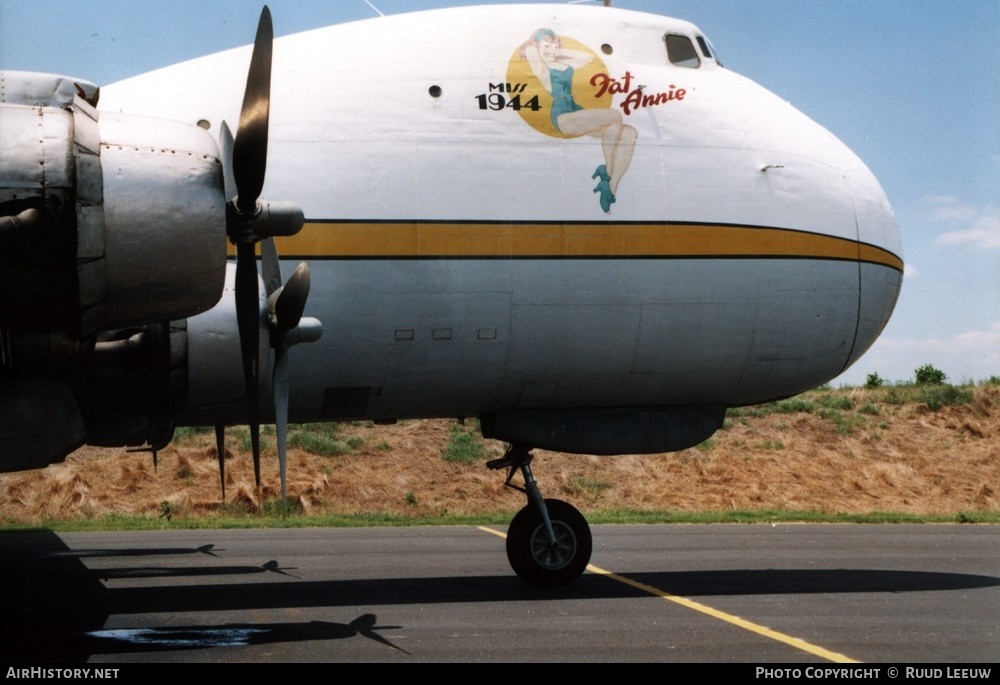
[665,34,700,68]
[696,36,712,59]
[696,35,723,67]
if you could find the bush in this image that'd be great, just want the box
[772,398,818,413]
[817,394,854,410]
[914,364,947,385]
[918,384,973,410]
[442,423,485,463]
[865,372,884,388]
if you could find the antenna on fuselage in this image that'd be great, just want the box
[363,0,384,17]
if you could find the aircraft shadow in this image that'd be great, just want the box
[2,530,997,662]
[622,568,1000,596]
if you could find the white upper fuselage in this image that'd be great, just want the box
[98,4,902,424]
[101,4,896,239]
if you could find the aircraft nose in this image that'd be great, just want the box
[841,149,903,371]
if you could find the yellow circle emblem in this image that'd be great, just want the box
[506,36,612,139]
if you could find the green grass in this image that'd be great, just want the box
[442,422,485,463]
[916,384,974,410]
[877,383,976,407]
[286,423,362,457]
[817,408,866,435]
[727,382,977,434]
[187,423,365,458]
[757,439,785,450]
[566,476,613,497]
[172,426,214,444]
[3,508,997,532]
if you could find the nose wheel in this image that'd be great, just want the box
[507,498,592,585]
[489,445,592,585]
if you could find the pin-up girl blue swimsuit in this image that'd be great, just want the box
[549,67,583,127]
[549,66,615,213]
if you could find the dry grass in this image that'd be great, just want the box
[1,386,997,524]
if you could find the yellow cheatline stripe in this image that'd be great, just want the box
[476,525,859,663]
[247,221,903,271]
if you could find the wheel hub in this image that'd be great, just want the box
[530,521,577,571]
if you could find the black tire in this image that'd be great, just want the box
[506,498,592,586]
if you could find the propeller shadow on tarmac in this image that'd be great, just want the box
[80,615,408,657]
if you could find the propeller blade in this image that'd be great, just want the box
[226,6,273,493]
[222,6,313,507]
[269,261,310,507]
[233,6,273,216]
[261,236,282,296]
[218,121,237,202]
[273,346,290,505]
[271,262,310,339]
[235,241,262,487]
[215,425,226,502]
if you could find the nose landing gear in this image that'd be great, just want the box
[488,444,592,585]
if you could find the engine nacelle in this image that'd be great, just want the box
[1,71,230,470]
[0,70,227,339]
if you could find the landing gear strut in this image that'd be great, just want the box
[488,444,592,585]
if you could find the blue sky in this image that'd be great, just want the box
[2,0,997,386]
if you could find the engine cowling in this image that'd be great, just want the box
[1,70,227,337]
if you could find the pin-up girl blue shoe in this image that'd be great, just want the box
[593,178,616,213]
[591,164,611,182]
